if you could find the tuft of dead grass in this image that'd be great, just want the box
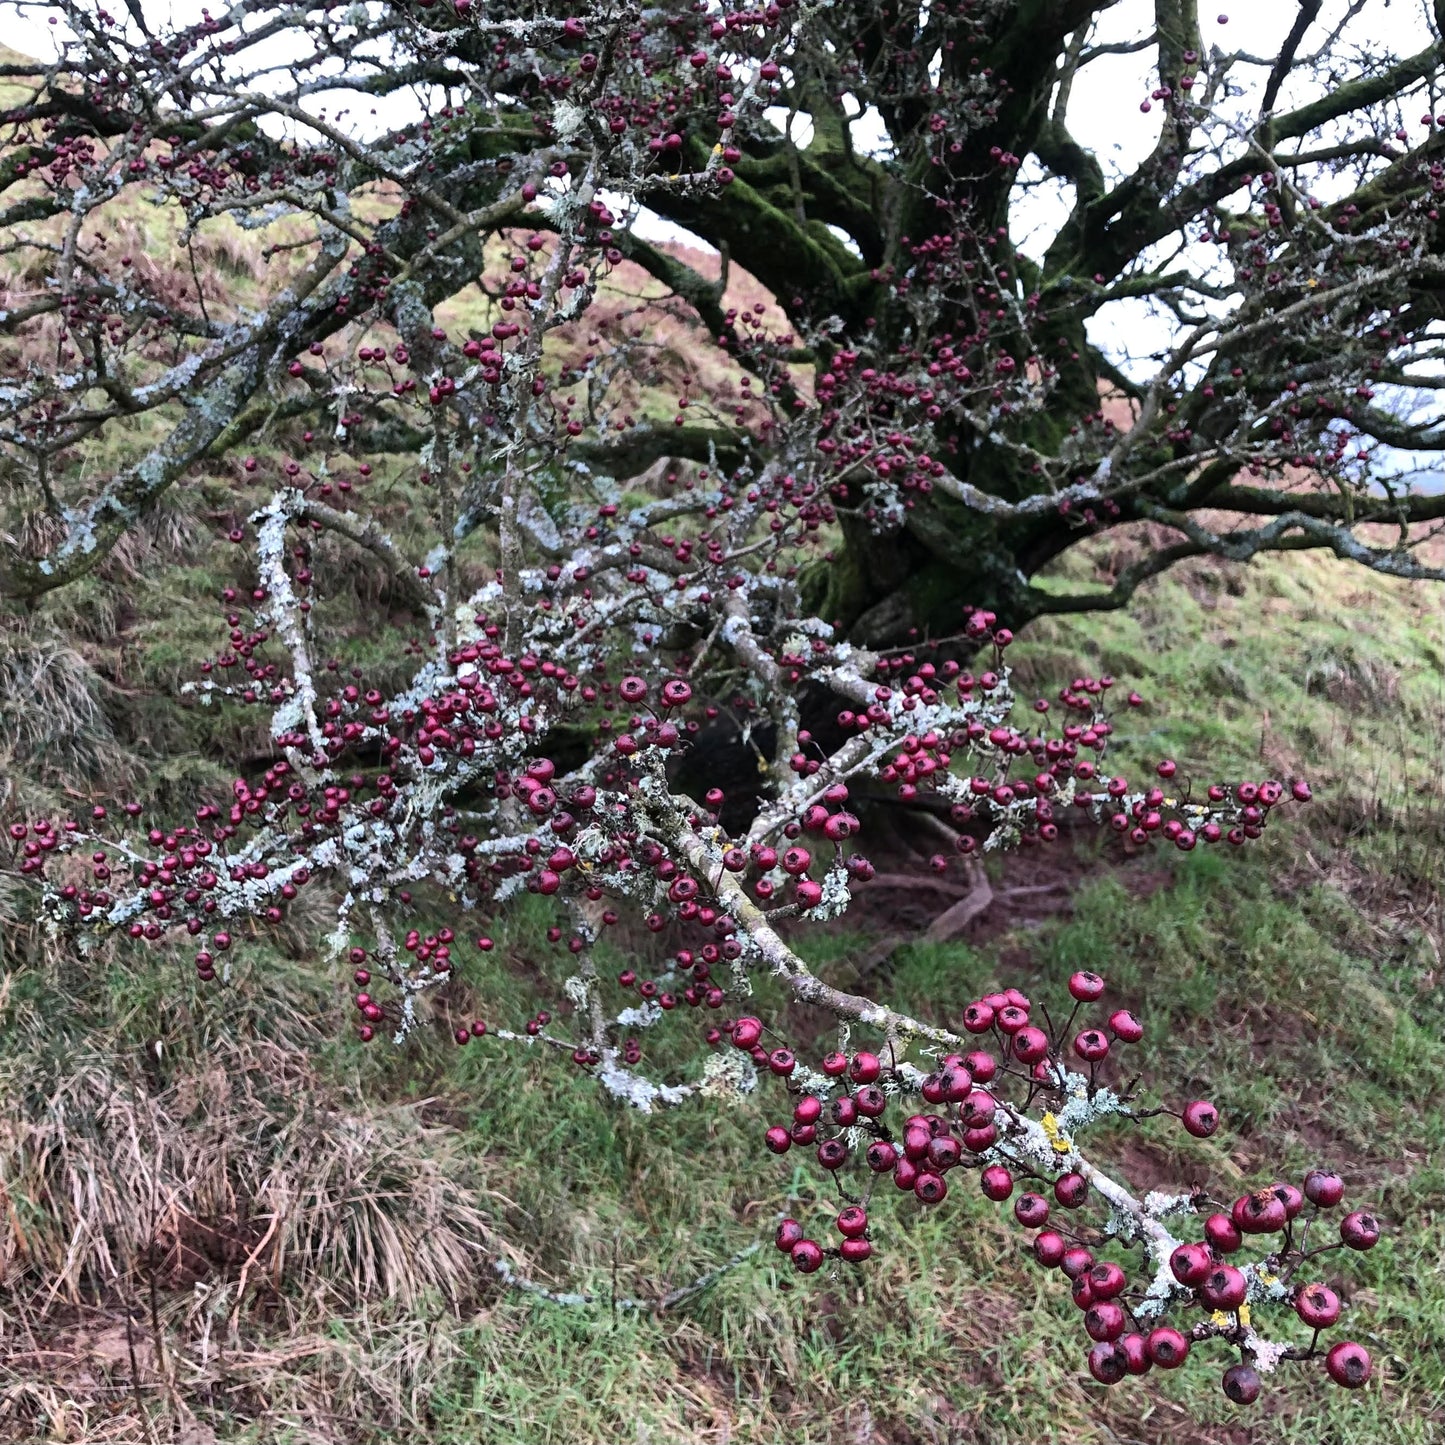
[0,1037,503,1314]
[0,621,126,792]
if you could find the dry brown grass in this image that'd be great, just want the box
[0,1298,479,1443]
[0,620,126,795]
[0,1038,505,1311]
[0,1012,520,1443]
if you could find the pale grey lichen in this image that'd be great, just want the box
[1056,1083,1128,1135]
[788,1062,835,1098]
[697,1049,759,1103]
[596,1053,693,1112]
[1142,1189,1197,1221]
[801,865,852,921]
[615,1002,663,1029]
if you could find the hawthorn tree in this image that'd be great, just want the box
[0,0,1414,1405]
[2,0,1444,633]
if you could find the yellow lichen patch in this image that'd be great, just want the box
[1040,1112,1074,1154]
[1238,1304,1252,1328]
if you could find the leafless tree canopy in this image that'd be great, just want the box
[0,0,1441,639]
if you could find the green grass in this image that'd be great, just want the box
[2,496,1443,1441]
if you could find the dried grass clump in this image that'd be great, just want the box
[0,1017,512,1443]
[1301,640,1402,713]
[103,490,203,579]
[189,220,261,282]
[0,1297,476,1444]
[0,622,125,789]
[0,1039,501,1313]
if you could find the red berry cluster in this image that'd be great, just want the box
[738,973,1379,1400]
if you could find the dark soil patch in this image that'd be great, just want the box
[144,1210,272,1290]
[792,807,1175,957]
[1095,1135,1199,1202]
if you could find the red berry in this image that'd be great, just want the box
[775,1218,803,1253]
[1085,1301,1127,1342]
[731,1017,762,1048]
[926,1135,961,1171]
[964,1049,996,1081]
[1270,1182,1304,1220]
[764,1125,791,1155]
[839,1237,872,1263]
[1060,1246,1094,1279]
[1014,1192,1049,1228]
[1222,1363,1261,1404]
[1181,1100,1219,1137]
[1118,1333,1151,1375]
[903,1123,931,1160]
[865,1140,898,1172]
[1200,1264,1248,1310]
[1087,1341,1126,1385]
[962,1123,998,1152]
[1068,970,1105,1001]
[1073,1028,1110,1062]
[1304,1169,1344,1207]
[1340,1211,1380,1250]
[1324,1341,1372,1388]
[1054,1172,1088,1208]
[962,1002,994,1033]
[1170,1243,1211,1286]
[959,1092,994,1127]
[1088,1262,1126,1299]
[1033,1230,1066,1266]
[1011,1026,1049,1064]
[914,1171,947,1204]
[836,1205,868,1238]
[790,1239,824,1273]
[1145,1327,1190,1369]
[1295,1282,1341,1328]
[1233,1189,1288,1235]
[996,1004,1029,1034]
[1107,1009,1143,1042]
[981,1165,1014,1201]
[849,1050,881,1084]
[1205,1212,1243,1253]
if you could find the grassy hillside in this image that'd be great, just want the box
[0,524,1440,1444]
[0,93,1441,1441]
